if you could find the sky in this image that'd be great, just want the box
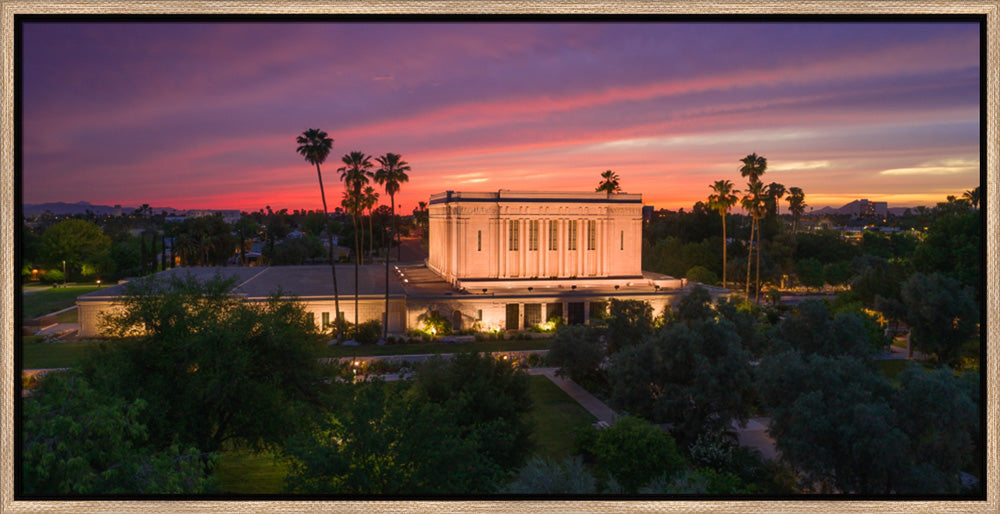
[21,20,981,214]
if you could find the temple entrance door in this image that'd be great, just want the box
[505,304,519,330]
[567,302,585,325]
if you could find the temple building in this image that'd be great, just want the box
[77,190,712,338]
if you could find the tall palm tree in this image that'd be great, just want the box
[963,186,980,209]
[739,153,767,302]
[338,151,374,340]
[296,128,341,340]
[363,186,379,262]
[596,169,621,195]
[741,181,765,301]
[786,187,807,234]
[708,180,739,288]
[375,153,410,339]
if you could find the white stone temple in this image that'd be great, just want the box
[78,190,712,338]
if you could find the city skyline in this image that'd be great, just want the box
[21,20,981,213]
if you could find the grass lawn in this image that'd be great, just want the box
[22,284,106,320]
[213,446,292,494]
[22,337,102,369]
[319,338,550,359]
[526,375,596,460]
[53,308,78,324]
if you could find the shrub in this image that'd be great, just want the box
[352,319,382,345]
[686,265,719,286]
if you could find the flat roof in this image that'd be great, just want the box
[78,264,406,301]
[429,190,642,205]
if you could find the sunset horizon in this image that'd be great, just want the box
[22,20,981,215]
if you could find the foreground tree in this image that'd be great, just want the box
[707,180,740,288]
[285,352,532,494]
[575,416,686,493]
[374,153,411,337]
[87,273,332,456]
[900,272,978,366]
[22,372,213,494]
[296,128,342,340]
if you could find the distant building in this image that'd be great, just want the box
[77,190,723,338]
[186,209,242,224]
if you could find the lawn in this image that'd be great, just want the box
[318,338,550,358]
[22,284,106,320]
[21,337,102,369]
[213,446,292,494]
[526,375,596,460]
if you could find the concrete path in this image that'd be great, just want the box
[34,323,79,338]
[528,367,618,425]
[733,417,777,461]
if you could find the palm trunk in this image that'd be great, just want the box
[746,216,754,301]
[354,186,361,341]
[315,163,341,341]
[721,210,727,288]
[383,194,395,340]
[755,219,762,303]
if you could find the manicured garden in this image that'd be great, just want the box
[525,375,596,460]
[21,336,102,369]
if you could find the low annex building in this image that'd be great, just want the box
[77,190,713,338]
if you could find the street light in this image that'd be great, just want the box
[62,260,66,287]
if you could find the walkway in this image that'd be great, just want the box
[528,367,618,425]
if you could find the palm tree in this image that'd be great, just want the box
[707,180,739,288]
[786,187,807,234]
[296,128,341,340]
[739,153,767,184]
[741,181,765,302]
[963,186,980,209]
[596,169,621,195]
[739,153,767,302]
[338,151,374,340]
[375,153,410,339]
[363,186,379,262]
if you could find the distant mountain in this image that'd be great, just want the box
[23,201,183,216]
[810,201,911,217]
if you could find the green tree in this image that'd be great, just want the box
[595,169,621,195]
[607,315,753,443]
[962,185,980,209]
[605,298,655,352]
[374,152,411,338]
[40,219,111,280]
[87,273,332,455]
[707,179,740,288]
[900,272,978,366]
[22,372,213,494]
[796,257,825,291]
[769,300,875,358]
[501,456,597,494]
[233,216,260,266]
[296,128,342,340]
[757,352,908,493]
[338,151,374,339]
[285,353,532,494]
[894,365,978,493]
[547,324,606,385]
[577,416,686,492]
[912,209,980,294]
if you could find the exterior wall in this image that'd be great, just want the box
[77,300,121,337]
[299,297,407,333]
[406,293,686,333]
[79,297,408,337]
[428,191,643,285]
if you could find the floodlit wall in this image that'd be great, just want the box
[427,191,643,285]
